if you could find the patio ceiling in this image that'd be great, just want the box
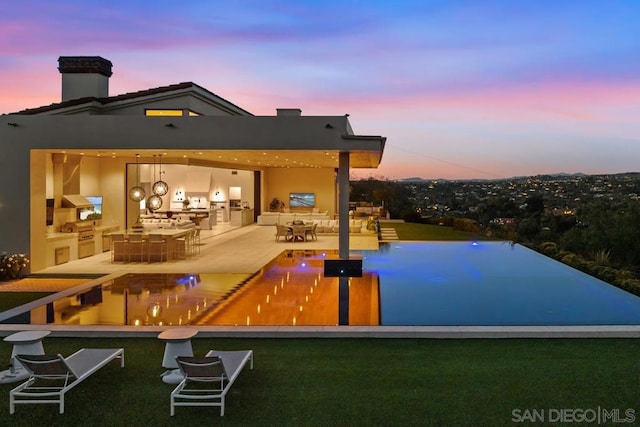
[43,148,382,169]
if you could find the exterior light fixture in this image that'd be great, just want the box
[152,154,169,196]
[128,154,146,202]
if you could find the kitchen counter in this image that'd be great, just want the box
[46,232,78,242]
[230,208,254,226]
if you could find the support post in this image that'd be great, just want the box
[338,152,350,325]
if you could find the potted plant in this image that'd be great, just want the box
[182,199,190,210]
[269,197,284,212]
[0,252,30,280]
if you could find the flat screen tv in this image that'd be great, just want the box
[78,196,103,221]
[289,192,315,208]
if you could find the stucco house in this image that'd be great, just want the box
[0,56,386,272]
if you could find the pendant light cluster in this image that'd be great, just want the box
[128,154,170,211]
[152,154,169,196]
[128,154,146,202]
[146,154,166,211]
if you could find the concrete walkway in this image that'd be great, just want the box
[33,224,379,276]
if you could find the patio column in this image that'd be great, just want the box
[338,152,349,258]
[338,152,349,325]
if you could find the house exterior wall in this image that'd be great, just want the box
[102,94,245,116]
[1,114,382,272]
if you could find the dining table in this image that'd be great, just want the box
[285,223,314,242]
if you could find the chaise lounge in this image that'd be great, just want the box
[10,348,125,414]
[170,349,253,416]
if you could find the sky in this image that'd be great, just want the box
[1,0,639,180]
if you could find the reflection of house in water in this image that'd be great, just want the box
[24,251,380,326]
[196,250,380,326]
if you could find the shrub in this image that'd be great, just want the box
[452,218,479,233]
[561,253,585,269]
[0,252,30,280]
[538,242,559,257]
[402,211,423,223]
[615,278,640,296]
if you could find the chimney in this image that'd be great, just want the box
[276,108,302,117]
[58,56,113,102]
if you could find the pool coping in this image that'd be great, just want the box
[2,324,640,339]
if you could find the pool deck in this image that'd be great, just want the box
[2,223,640,338]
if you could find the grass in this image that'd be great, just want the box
[0,293,51,312]
[384,222,490,241]
[0,337,638,426]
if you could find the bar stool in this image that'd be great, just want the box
[192,227,201,255]
[110,233,127,262]
[127,233,145,262]
[173,234,187,259]
[148,234,168,262]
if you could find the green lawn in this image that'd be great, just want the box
[0,337,637,426]
[384,222,490,241]
[0,293,51,312]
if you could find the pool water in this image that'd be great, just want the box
[6,242,640,326]
[358,242,640,326]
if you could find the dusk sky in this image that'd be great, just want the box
[2,1,639,180]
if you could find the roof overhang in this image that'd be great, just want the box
[1,115,386,169]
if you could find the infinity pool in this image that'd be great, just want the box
[361,242,640,326]
[6,242,640,326]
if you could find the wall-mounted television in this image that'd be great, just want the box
[78,196,103,221]
[289,192,315,208]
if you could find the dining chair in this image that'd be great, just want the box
[305,223,318,241]
[275,224,292,242]
[292,225,306,242]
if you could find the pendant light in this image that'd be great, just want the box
[152,153,169,196]
[146,155,163,211]
[128,154,146,202]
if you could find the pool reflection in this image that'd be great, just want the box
[25,250,380,326]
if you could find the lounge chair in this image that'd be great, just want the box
[10,348,125,414]
[170,349,253,416]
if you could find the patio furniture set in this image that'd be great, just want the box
[4,328,253,416]
[275,222,318,242]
